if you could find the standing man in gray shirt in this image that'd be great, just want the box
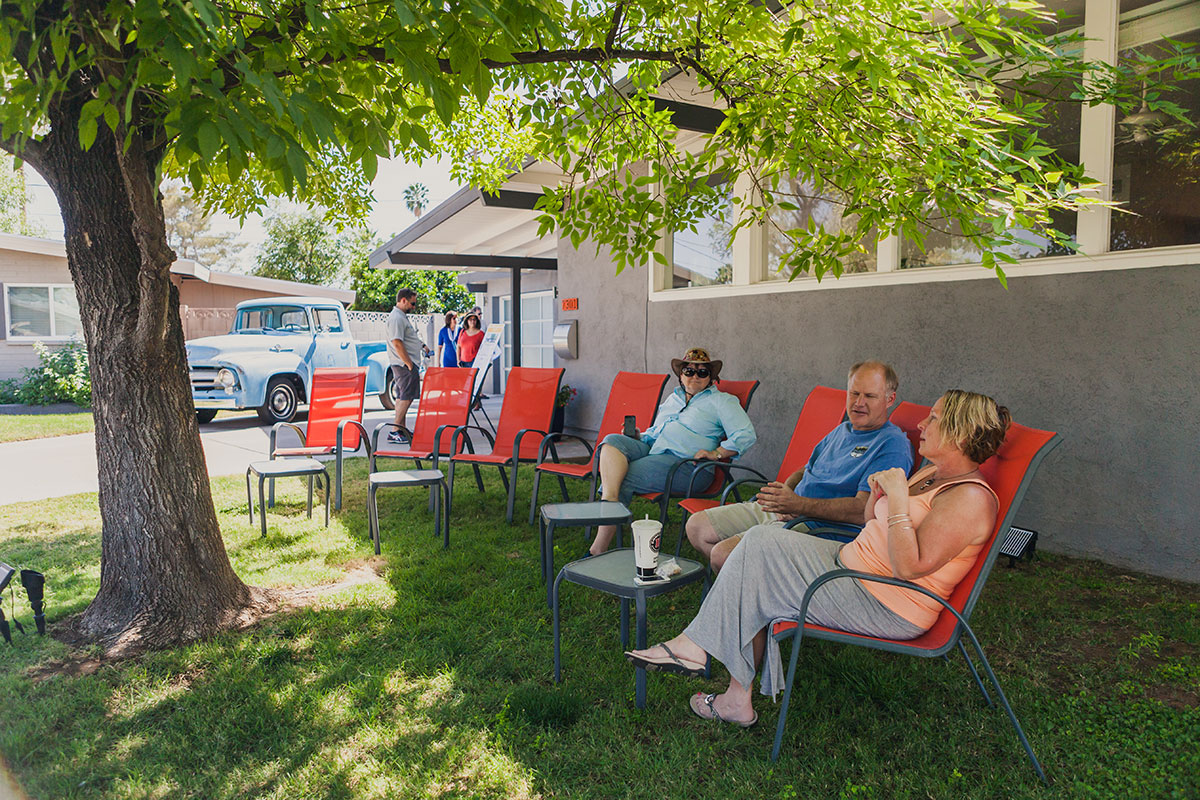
[386,288,425,444]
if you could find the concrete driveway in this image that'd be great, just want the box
[0,397,511,506]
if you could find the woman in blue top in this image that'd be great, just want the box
[437,311,459,368]
[590,348,757,555]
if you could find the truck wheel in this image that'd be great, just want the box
[195,409,218,424]
[258,377,300,423]
[378,370,397,410]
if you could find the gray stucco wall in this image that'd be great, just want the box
[555,246,1200,583]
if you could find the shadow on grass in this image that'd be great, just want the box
[0,460,1196,799]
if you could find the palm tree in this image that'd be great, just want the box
[404,182,429,218]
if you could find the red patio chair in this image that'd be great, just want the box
[447,367,564,524]
[528,371,670,524]
[670,385,846,551]
[370,366,478,473]
[621,378,761,523]
[767,421,1061,783]
[268,366,369,511]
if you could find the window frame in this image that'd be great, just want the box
[649,0,1200,302]
[3,282,82,342]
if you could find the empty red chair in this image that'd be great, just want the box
[268,367,369,510]
[447,367,564,523]
[370,367,478,472]
[528,371,670,523]
[768,422,1061,782]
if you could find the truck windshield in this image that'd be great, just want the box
[235,306,310,333]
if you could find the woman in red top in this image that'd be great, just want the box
[456,312,484,365]
[626,389,1008,728]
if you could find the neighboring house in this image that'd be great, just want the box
[0,232,353,381]
[370,0,1200,583]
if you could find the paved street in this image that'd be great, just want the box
[0,396,516,505]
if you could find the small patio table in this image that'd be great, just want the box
[368,469,450,553]
[538,501,632,606]
[246,458,330,538]
[552,548,710,709]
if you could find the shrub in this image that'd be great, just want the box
[14,339,92,407]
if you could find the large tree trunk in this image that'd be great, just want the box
[34,91,263,653]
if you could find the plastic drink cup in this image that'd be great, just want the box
[632,517,662,581]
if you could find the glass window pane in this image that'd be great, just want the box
[8,287,51,337]
[51,287,81,337]
[901,79,1080,267]
[671,179,734,288]
[767,177,877,278]
[1111,30,1200,251]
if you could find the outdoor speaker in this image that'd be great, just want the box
[1000,526,1038,568]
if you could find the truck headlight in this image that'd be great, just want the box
[217,368,237,388]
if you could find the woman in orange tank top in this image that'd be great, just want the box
[626,390,1009,728]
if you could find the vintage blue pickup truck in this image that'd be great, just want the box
[186,297,399,423]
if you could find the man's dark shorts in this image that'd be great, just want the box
[390,364,420,401]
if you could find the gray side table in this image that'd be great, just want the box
[538,501,632,606]
[552,548,710,709]
[246,458,330,538]
[368,469,450,553]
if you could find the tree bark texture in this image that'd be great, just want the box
[35,92,260,652]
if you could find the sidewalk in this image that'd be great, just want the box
[0,396,519,506]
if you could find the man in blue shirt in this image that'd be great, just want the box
[687,361,913,570]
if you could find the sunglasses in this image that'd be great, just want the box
[681,366,711,378]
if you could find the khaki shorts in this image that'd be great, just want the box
[703,501,787,541]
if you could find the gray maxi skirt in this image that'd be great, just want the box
[682,525,925,697]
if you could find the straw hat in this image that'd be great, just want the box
[670,347,722,381]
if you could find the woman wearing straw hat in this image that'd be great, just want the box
[590,347,756,556]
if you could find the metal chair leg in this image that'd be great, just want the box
[321,470,329,527]
[634,592,648,709]
[258,476,268,538]
[960,625,1048,784]
[529,469,542,525]
[306,474,314,519]
[335,450,343,510]
[958,639,993,707]
[505,461,519,524]
[552,570,566,683]
[440,480,451,548]
[771,628,806,762]
[246,468,254,525]
[368,483,380,555]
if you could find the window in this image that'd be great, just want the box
[767,177,877,278]
[1110,28,1200,251]
[4,284,81,340]
[668,178,734,288]
[314,308,344,332]
[649,0,1200,300]
[235,305,310,332]
[501,290,555,385]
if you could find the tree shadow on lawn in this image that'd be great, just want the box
[1,464,1197,799]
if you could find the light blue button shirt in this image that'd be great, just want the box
[642,384,756,459]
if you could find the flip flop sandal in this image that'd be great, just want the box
[689,692,758,728]
[624,642,708,678]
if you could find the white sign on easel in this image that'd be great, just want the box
[469,323,504,400]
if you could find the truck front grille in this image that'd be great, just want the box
[189,366,221,391]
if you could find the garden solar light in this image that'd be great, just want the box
[21,569,45,635]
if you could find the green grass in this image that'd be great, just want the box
[0,412,95,443]
[0,460,1197,799]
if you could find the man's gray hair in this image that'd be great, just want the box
[849,360,899,394]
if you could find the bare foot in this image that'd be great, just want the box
[690,691,757,727]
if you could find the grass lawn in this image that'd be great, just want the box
[0,460,1197,799]
[0,412,94,443]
